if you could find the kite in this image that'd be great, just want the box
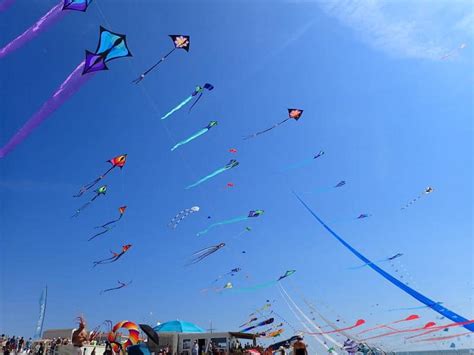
[226,182,235,188]
[213,267,242,283]
[74,154,127,197]
[161,83,214,120]
[349,253,403,270]
[277,270,296,281]
[241,318,274,332]
[293,192,474,332]
[88,206,127,241]
[108,321,139,353]
[187,243,225,265]
[132,35,190,83]
[357,315,420,335]
[0,0,92,59]
[72,185,107,218]
[281,150,325,172]
[197,210,264,236]
[0,0,15,12]
[100,280,132,294]
[235,226,252,238]
[93,244,132,267]
[244,108,303,139]
[304,180,346,194]
[240,317,258,328]
[356,214,371,219]
[185,159,239,189]
[304,319,366,335]
[168,206,200,229]
[0,27,131,158]
[266,329,284,338]
[401,187,434,210]
[229,270,296,292]
[441,43,467,60]
[229,148,238,153]
[342,339,359,355]
[171,121,217,151]
[83,26,133,74]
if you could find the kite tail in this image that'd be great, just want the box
[231,280,277,292]
[0,2,65,58]
[171,128,208,151]
[161,95,193,120]
[348,258,388,270]
[185,166,227,189]
[197,216,248,236]
[0,0,15,12]
[0,61,93,158]
[293,192,474,333]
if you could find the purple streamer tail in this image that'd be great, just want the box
[0,0,15,12]
[0,61,93,158]
[0,2,65,58]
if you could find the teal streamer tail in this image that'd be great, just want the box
[197,216,248,236]
[231,280,278,292]
[161,95,193,120]
[186,165,233,189]
[171,128,208,151]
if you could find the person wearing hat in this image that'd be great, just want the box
[292,336,307,355]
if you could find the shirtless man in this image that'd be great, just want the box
[72,317,89,355]
[293,336,308,355]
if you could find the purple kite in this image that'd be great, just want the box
[0,1,92,59]
[0,26,131,158]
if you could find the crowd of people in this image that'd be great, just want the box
[1,334,74,355]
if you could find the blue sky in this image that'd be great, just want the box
[0,0,473,352]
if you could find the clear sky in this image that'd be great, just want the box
[0,0,473,352]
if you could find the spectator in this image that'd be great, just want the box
[292,336,307,355]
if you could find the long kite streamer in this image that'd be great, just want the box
[72,185,107,217]
[0,1,92,59]
[171,121,217,151]
[0,62,91,158]
[197,210,263,236]
[168,206,200,229]
[88,206,127,241]
[241,318,274,333]
[161,84,214,120]
[0,27,131,158]
[244,108,303,139]
[132,35,190,83]
[406,320,474,340]
[304,319,366,335]
[186,159,239,189]
[229,270,296,292]
[361,322,437,341]
[357,315,420,335]
[293,192,474,332]
[0,0,15,12]
[350,253,403,270]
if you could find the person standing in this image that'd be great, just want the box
[191,341,199,355]
[292,336,308,355]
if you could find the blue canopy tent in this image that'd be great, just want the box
[153,320,205,333]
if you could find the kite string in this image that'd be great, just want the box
[94,2,215,217]
[277,284,332,353]
[279,283,343,350]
